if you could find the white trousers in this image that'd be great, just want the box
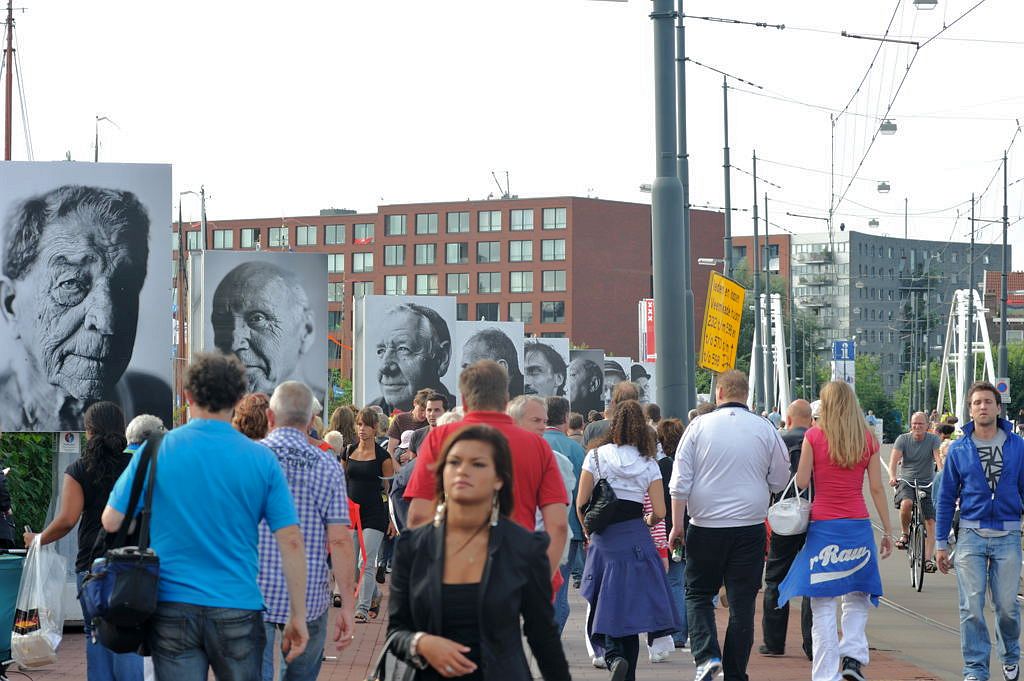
[810,592,871,681]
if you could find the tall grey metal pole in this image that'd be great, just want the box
[675,0,696,412]
[790,267,797,399]
[722,75,732,279]
[924,261,931,414]
[763,194,775,411]
[752,151,764,412]
[999,152,1009,417]
[650,0,687,419]
[963,194,975,424]
[200,185,208,252]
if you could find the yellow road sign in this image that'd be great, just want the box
[698,271,745,373]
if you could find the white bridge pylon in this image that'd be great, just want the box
[936,288,995,423]
[746,293,791,414]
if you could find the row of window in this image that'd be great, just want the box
[363,270,567,296]
[385,208,567,236]
[325,239,567,273]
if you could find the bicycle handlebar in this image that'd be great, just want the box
[898,478,934,489]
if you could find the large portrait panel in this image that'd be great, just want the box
[191,251,329,405]
[567,349,604,416]
[524,338,570,398]
[0,162,172,431]
[603,356,632,407]
[355,295,457,415]
[454,321,526,401]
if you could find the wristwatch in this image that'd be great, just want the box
[409,631,428,669]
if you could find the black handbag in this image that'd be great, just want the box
[365,632,415,681]
[80,433,162,655]
[582,449,618,535]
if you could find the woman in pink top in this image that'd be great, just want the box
[779,381,894,681]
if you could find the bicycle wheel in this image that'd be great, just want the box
[913,523,925,592]
[907,525,917,587]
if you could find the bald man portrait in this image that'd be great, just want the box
[211,260,325,400]
[460,327,525,397]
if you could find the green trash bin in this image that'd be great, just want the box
[0,554,25,662]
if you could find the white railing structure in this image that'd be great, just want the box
[936,288,995,423]
[747,293,791,415]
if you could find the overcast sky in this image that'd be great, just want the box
[7,1,1023,259]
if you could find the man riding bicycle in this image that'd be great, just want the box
[888,411,941,573]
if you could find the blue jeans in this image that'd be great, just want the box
[555,564,571,634]
[262,609,329,681]
[567,539,585,581]
[76,571,144,681]
[666,558,688,645]
[147,602,266,681]
[954,529,1022,680]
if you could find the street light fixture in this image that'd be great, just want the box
[868,218,880,228]
[879,119,897,135]
[877,181,891,193]
[697,257,725,266]
[913,0,938,9]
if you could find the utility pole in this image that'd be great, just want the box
[675,0,696,412]
[199,185,208,251]
[789,271,797,400]
[763,193,775,411]
[722,75,732,279]
[963,194,975,424]
[910,290,918,420]
[904,197,908,240]
[924,259,931,415]
[999,152,1009,417]
[176,203,188,417]
[650,0,688,420]
[752,151,764,412]
[4,0,13,161]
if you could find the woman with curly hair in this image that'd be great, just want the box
[232,392,270,440]
[24,401,143,681]
[576,400,680,681]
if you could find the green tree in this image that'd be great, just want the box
[327,369,353,409]
[0,433,54,532]
[855,354,900,442]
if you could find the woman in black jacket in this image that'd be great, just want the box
[387,424,571,680]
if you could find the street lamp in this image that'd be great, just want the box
[879,119,898,135]
[697,257,725,266]
[913,0,938,9]
[877,181,891,193]
[868,218,880,228]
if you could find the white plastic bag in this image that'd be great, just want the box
[12,536,67,667]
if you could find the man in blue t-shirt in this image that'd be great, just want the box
[102,353,309,680]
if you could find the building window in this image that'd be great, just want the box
[172,233,179,251]
[327,254,345,273]
[296,225,317,246]
[984,254,991,265]
[384,244,405,267]
[541,239,566,261]
[541,332,566,338]
[478,210,501,232]
[328,311,343,332]
[456,303,468,321]
[353,281,374,299]
[269,227,288,248]
[328,282,344,302]
[447,273,469,295]
[446,242,469,264]
[187,231,202,250]
[477,241,500,264]
[415,243,436,265]
[732,245,747,261]
[478,272,501,294]
[541,301,566,324]
[447,211,469,233]
[354,223,375,244]
[542,270,566,292]
[353,252,374,273]
[476,302,499,321]
[240,228,258,249]
[415,274,439,295]
[508,302,533,323]
[511,209,534,231]
[415,213,438,235]
[385,275,408,296]
[510,271,534,293]
[329,343,341,361]
[212,229,233,249]
[385,215,407,236]
[325,224,345,245]
[509,240,533,262]
[542,207,567,230]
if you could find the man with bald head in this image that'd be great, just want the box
[566,358,603,416]
[889,411,941,568]
[212,261,322,399]
[760,398,814,660]
[460,328,525,397]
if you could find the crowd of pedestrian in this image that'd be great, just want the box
[26,346,1024,681]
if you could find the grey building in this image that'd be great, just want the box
[791,230,1009,394]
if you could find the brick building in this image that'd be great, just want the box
[172,197,724,377]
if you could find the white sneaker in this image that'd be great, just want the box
[649,649,671,663]
[1004,663,1020,681]
[591,656,606,669]
[695,657,723,681]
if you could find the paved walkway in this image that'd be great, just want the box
[21,585,942,680]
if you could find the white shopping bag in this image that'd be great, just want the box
[12,536,67,667]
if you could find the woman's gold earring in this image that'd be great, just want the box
[433,497,447,528]
[489,492,500,527]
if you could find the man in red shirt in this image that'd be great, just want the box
[404,360,569,576]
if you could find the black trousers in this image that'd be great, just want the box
[603,634,639,681]
[685,523,766,681]
[761,530,813,658]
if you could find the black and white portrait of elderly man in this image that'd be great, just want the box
[0,184,170,432]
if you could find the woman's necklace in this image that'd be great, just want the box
[448,520,489,563]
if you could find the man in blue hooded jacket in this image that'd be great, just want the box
[936,380,1024,681]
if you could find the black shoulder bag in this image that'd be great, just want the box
[80,433,162,654]
[582,449,618,535]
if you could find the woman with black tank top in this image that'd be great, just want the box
[23,401,142,681]
[342,408,395,622]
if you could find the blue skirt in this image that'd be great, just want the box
[581,518,681,641]
[779,518,883,607]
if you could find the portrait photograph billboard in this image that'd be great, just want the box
[524,338,570,398]
[567,349,604,416]
[354,295,457,415]
[0,162,172,432]
[454,321,526,401]
[603,356,632,407]
[631,361,656,403]
[191,251,329,404]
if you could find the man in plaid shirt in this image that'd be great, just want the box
[258,381,356,680]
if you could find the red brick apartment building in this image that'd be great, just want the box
[172,197,724,377]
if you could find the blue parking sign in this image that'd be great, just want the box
[832,340,856,362]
